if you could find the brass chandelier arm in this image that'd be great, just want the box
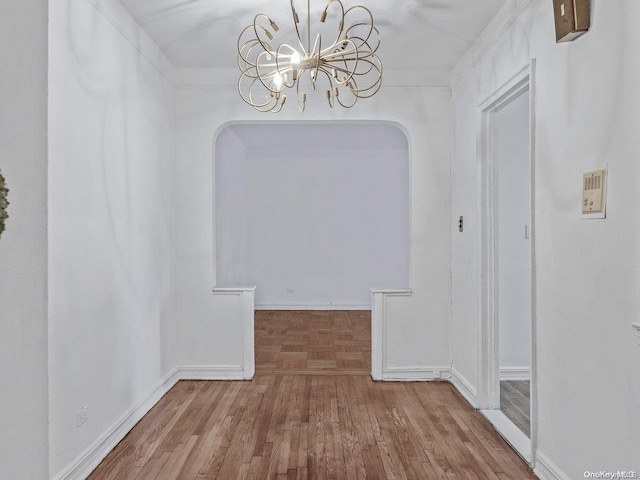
[290,0,308,53]
[343,6,375,46]
[238,75,275,110]
[351,61,382,98]
[255,51,285,94]
[323,39,359,85]
[253,14,279,47]
[321,0,346,48]
[276,44,300,88]
[344,23,380,52]
[317,67,338,107]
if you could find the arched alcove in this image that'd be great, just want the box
[215,122,410,309]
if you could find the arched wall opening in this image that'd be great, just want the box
[214,122,410,309]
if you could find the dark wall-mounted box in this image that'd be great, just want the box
[553,0,590,42]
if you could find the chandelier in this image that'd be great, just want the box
[237,0,382,113]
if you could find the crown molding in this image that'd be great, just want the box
[451,0,537,89]
[83,0,177,86]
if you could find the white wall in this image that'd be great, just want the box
[496,91,531,372]
[216,124,410,309]
[451,0,640,475]
[0,1,50,478]
[48,0,176,475]
[176,76,452,371]
[215,129,249,286]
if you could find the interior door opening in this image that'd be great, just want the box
[496,89,532,439]
[214,122,410,377]
[478,63,536,464]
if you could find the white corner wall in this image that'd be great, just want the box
[451,0,640,476]
[176,78,453,372]
[48,0,177,476]
[0,1,50,478]
[215,129,249,286]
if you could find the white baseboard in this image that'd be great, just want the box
[179,365,249,380]
[534,452,572,480]
[500,367,531,381]
[51,368,181,480]
[52,365,254,480]
[381,367,452,382]
[450,368,478,408]
[256,304,370,311]
[53,362,537,480]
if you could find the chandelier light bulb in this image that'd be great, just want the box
[273,72,284,90]
[237,0,383,113]
[291,51,301,71]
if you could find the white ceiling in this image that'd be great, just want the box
[118,0,508,71]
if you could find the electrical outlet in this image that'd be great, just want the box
[286,289,295,294]
[76,406,88,427]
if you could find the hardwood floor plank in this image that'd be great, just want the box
[133,451,171,480]
[163,436,198,480]
[88,311,537,480]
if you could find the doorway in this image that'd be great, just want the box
[214,122,410,377]
[478,63,536,463]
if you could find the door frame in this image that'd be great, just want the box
[477,60,537,464]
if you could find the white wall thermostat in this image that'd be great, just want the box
[582,165,607,219]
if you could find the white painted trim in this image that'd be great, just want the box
[178,366,246,381]
[370,288,412,381]
[212,286,256,380]
[480,409,531,463]
[51,362,259,480]
[631,322,640,346]
[478,61,538,465]
[499,367,531,381]
[51,368,181,480]
[450,368,479,408]
[451,0,536,89]
[381,367,451,382]
[477,62,535,407]
[369,288,413,294]
[211,286,256,293]
[52,361,538,480]
[371,292,384,381]
[478,63,532,112]
[218,128,248,156]
[534,452,572,480]
[255,304,370,311]
[528,61,539,467]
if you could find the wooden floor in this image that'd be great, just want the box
[89,311,536,480]
[255,310,370,375]
[500,381,531,438]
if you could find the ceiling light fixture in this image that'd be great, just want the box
[237,0,382,113]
